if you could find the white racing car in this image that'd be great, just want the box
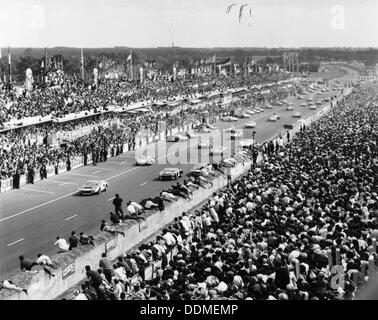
[220,116,238,122]
[286,105,294,111]
[159,168,184,180]
[136,155,156,166]
[246,109,256,115]
[268,113,281,122]
[310,105,317,110]
[265,104,274,109]
[244,121,257,129]
[79,180,108,195]
[292,112,301,118]
[300,102,307,107]
[316,100,323,106]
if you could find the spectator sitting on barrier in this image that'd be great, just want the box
[68,231,80,250]
[0,280,28,295]
[100,220,125,237]
[19,255,39,272]
[36,253,57,269]
[54,236,70,253]
[80,232,95,246]
[153,195,165,212]
[126,201,145,221]
[110,211,121,224]
[140,198,159,210]
[160,191,177,202]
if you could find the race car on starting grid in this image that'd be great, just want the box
[244,121,257,129]
[79,180,108,195]
[220,116,238,122]
[136,155,156,166]
[159,168,184,180]
[268,113,281,122]
[292,112,301,118]
[286,105,294,111]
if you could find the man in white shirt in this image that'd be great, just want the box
[36,253,56,268]
[54,236,70,252]
[162,229,176,249]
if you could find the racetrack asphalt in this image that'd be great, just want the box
[0,70,357,280]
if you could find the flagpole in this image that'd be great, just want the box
[81,48,84,81]
[8,46,11,84]
[130,50,133,80]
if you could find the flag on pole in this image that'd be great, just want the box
[127,53,132,62]
[80,48,84,80]
[8,47,11,82]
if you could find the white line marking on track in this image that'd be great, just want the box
[106,161,123,164]
[96,167,117,171]
[121,160,128,164]
[65,214,78,221]
[45,180,78,186]
[23,188,55,195]
[7,238,24,247]
[66,173,98,178]
[107,197,115,202]
[92,170,102,174]
[140,181,149,186]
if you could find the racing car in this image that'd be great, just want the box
[220,116,238,122]
[246,109,256,115]
[136,155,156,166]
[79,180,108,195]
[265,104,274,109]
[159,168,184,180]
[310,105,317,110]
[286,105,294,111]
[300,102,307,107]
[244,121,257,129]
[292,112,301,118]
[268,113,281,122]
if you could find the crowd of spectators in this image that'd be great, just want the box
[67,83,377,300]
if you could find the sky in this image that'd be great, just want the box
[0,0,377,48]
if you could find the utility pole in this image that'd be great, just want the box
[170,19,175,79]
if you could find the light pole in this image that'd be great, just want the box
[252,131,256,147]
